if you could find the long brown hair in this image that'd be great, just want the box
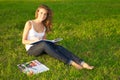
[35,4,53,32]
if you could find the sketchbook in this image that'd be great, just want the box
[17,60,49,75]
[31,38,63,45]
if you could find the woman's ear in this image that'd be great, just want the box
[36,9,39,18]
[37,9,39,12]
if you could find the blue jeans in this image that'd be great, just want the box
[27,41,83,65]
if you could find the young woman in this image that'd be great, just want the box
[22,4,94,70]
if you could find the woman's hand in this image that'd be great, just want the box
[32,37,40,43]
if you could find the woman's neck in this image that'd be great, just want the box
[34,19,43,24]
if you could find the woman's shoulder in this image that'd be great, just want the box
[25,20,33,29]
[26,20,32,25]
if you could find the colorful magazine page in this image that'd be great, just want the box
[30,38,63,45]
[17,60,49,75]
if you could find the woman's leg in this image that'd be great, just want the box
[27,42,45,56]
[28,41,82,69]
[55,45,83,64]
[28,41,71,64]
[55,45,94,69]
[43,42,89,69]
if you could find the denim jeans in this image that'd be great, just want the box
[27,41,83,65]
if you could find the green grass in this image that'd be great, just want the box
[0,0,120,80]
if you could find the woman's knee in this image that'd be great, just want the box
[39,41,56,51]
[40,41,49,47]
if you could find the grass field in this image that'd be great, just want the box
[0,0,120,80]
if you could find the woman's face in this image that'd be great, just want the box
[37,8,48,22]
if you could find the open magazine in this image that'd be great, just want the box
[17,60,49,75]
[31,38,63,45]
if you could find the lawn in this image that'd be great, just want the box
[0,0,120,80]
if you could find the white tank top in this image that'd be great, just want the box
[25,21,46,51]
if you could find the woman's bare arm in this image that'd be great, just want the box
[22,21,39,45]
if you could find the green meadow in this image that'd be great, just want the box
[0,0,120,80]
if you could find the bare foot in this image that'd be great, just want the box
[82,62,94,70]
[71,61,83,70]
